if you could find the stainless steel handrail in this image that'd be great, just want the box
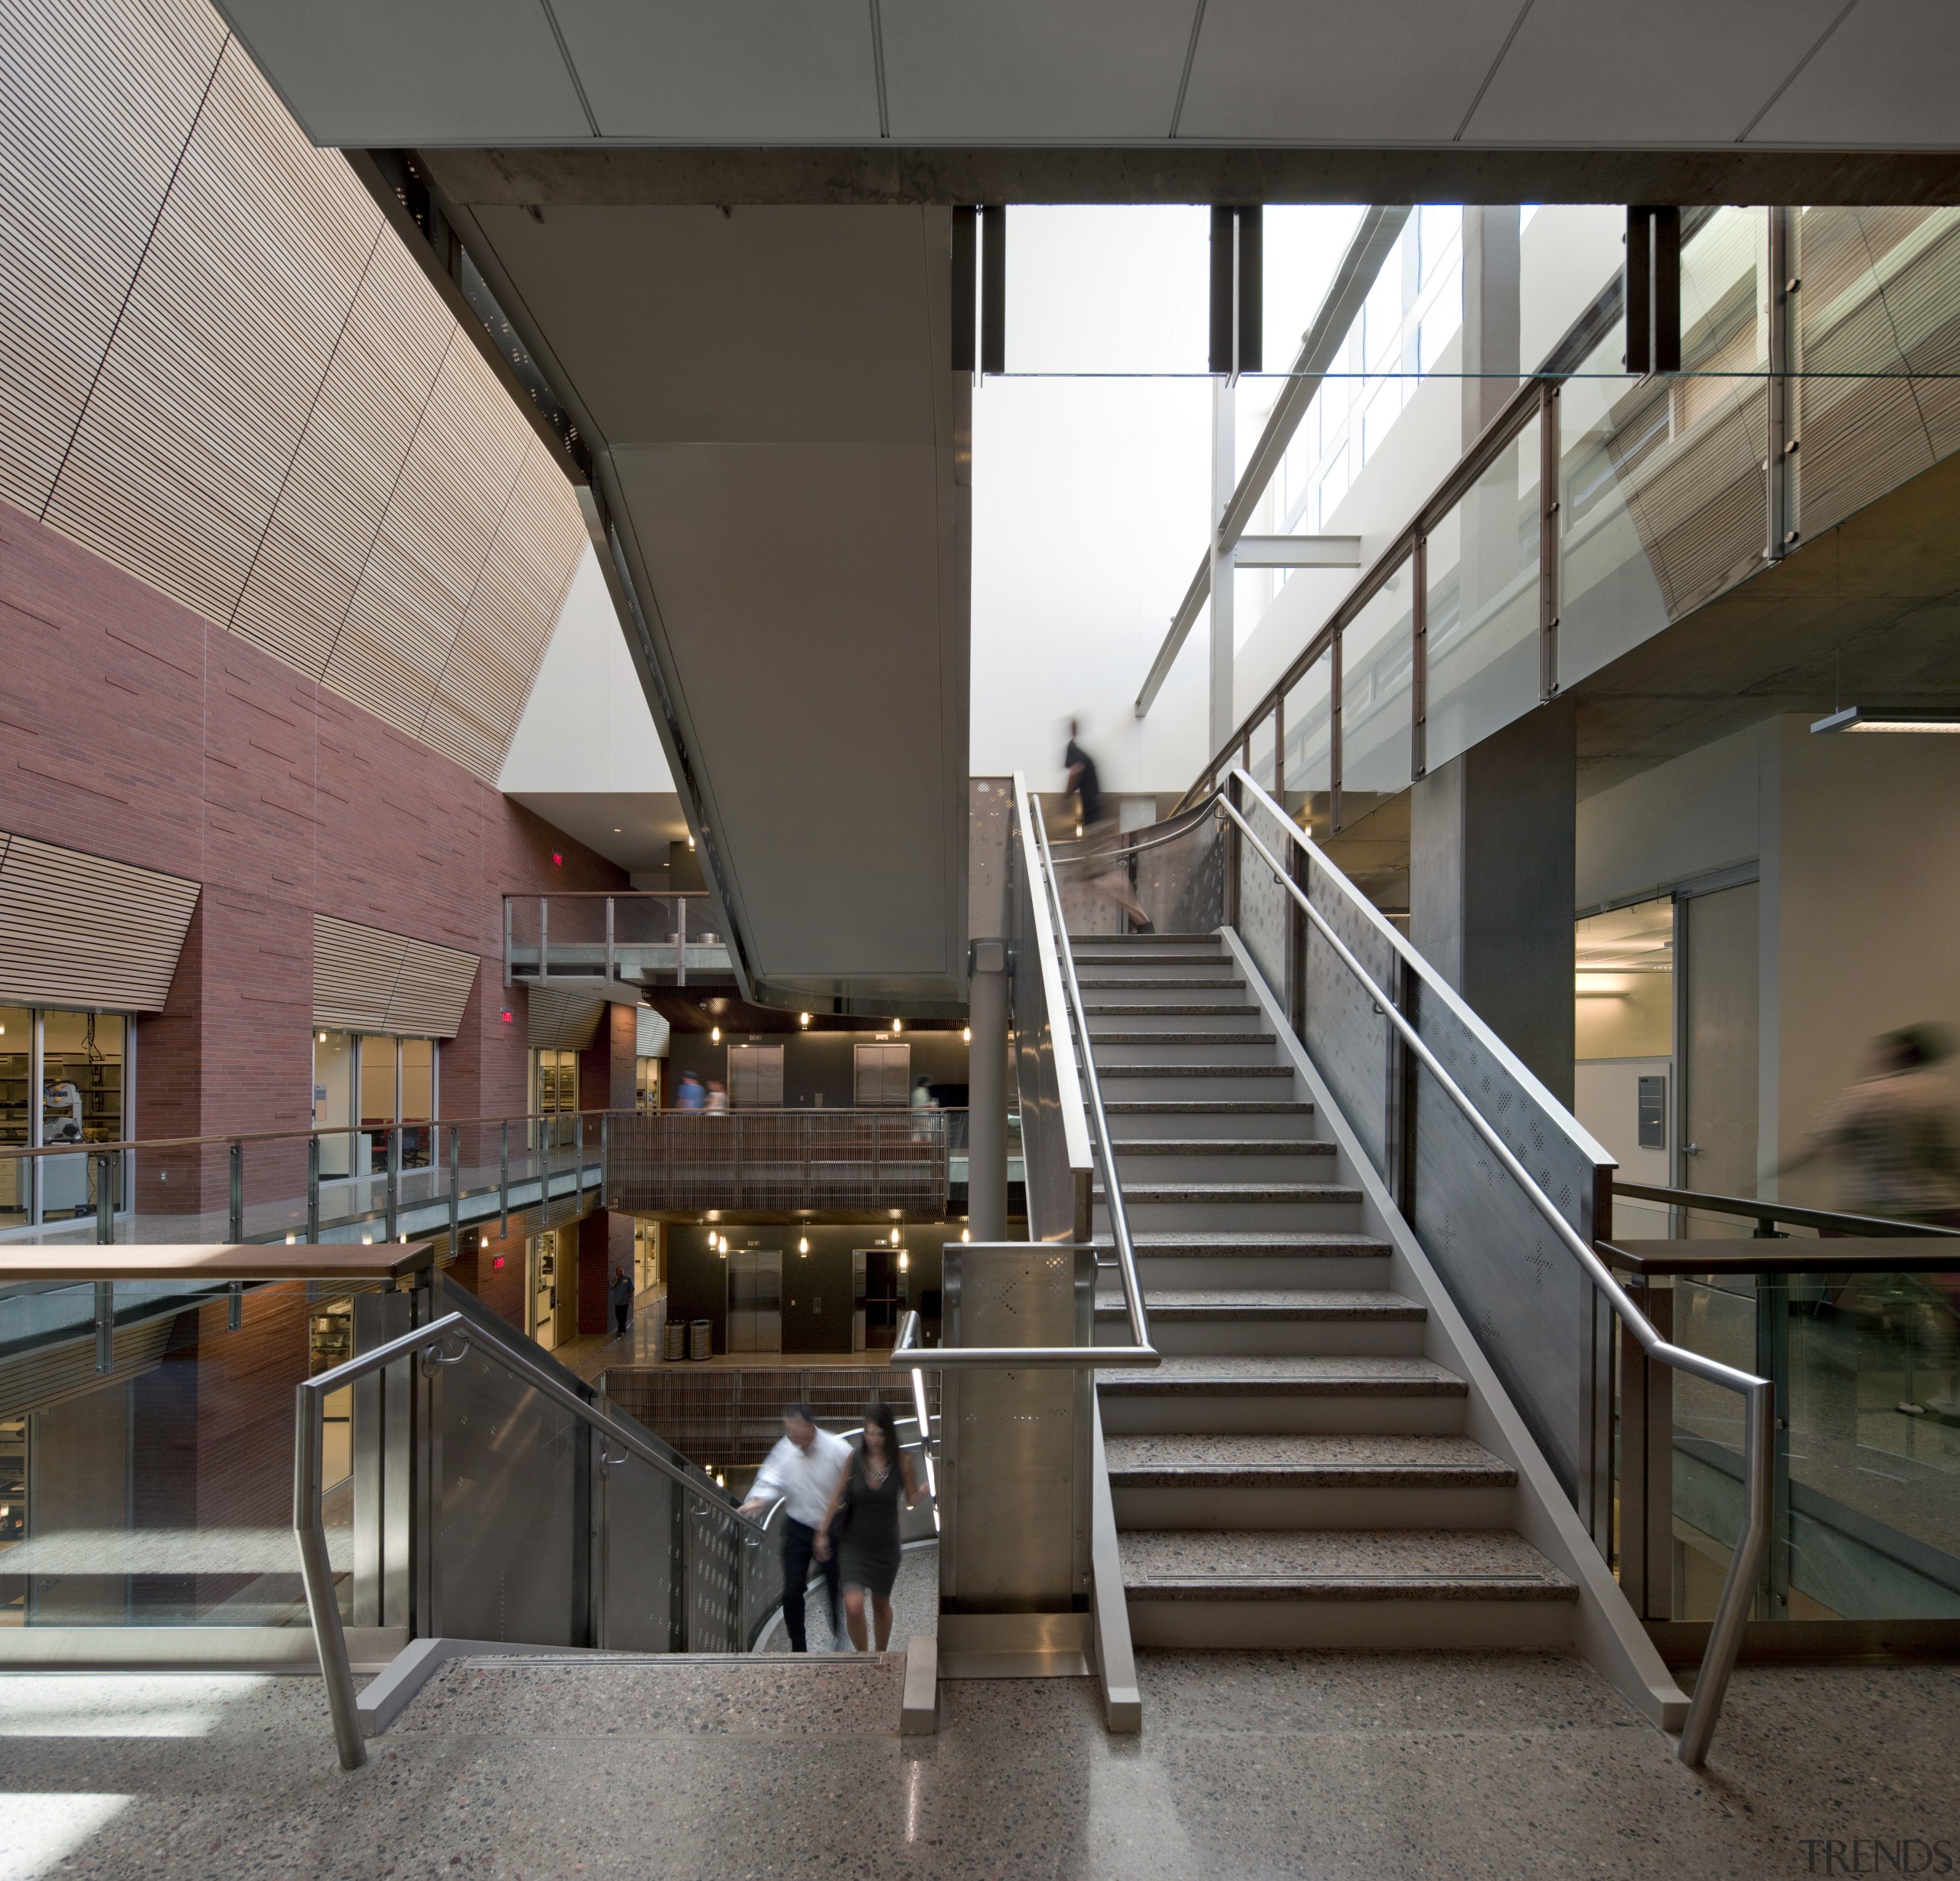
[1614,1181,1960,1239]
[1214,770,1768,1767]
[1028,792,1152,1360]
[296,1308,766,1771]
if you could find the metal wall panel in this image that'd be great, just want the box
[939,1243,1091,1612]
[0,831,201,1011]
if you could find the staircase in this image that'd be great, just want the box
[1075,929,1579,1649]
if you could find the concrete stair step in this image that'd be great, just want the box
[1080,1007,1266,1033]
[1108,1231,1391,1288]
[1099,1355,1468,1434]
[1106,1433,1517,1530]
[1099,1188,1365,1233]
[1073,981,1247,1006]
[1095,1285,1425,1356]
[1091,1065,1296,1101]
[1072,951,1228,968]
[1118,1529,1576,1649]
[1073,972,1245,989]
[1110,1140,1337,1181]
[1087,1028,1273,1047]
[1104,1100,1317,1140]
[1088,1036,1278,1066]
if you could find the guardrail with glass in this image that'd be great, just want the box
[0,1111,606,1249]
[505,891,733,988]
[1181,203,1960,821]
[1602,1184,1960,1649]
[1143,767,1769,1765]
[298,1275,778,1769]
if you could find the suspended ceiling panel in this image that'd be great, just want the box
[878,0,1196,142]
[1461,0,1854,146]
[214,0,1959,151]
[550,0,881,142]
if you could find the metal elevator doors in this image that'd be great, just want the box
[1681,882,1760,1237]
[724,1249,782,1354]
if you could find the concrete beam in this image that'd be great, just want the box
[1233,535,1361,568]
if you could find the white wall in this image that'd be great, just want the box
[1576,1059,1673,1238]
[498,546,675,795]
[1575,721,1768,910]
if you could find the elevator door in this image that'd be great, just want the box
[854,1043,910,1107]
[725,1249,782,1354]
[1682,883,1760,1238]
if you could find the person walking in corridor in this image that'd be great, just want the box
[815,1399,918,1653]
[1063,718,1152,932]
[738,1403,848,1651]
[609,1266,632,1337]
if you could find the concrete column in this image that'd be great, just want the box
[1209,377,1236,757]
[967,939,1008,1242]
[1411,696,1576,1107]
[1461,205,1520,444]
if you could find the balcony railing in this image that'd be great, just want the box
[605,1109,956,1216]
[504,891,733,989]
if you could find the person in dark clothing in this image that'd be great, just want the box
[815,1399,918,1652]
[609,1267,633,1337]
[1063,718,1152,931]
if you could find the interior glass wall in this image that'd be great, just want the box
[635,1056,660,1112]
[0,1008,129,1227]
[0,1007,28,1224]
[313,1030,356,1177]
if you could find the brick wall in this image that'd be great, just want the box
[0,498,626,1148]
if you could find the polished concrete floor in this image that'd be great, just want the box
[3,1650,1958,1878]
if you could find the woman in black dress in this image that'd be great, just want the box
[815,1399,918,1651]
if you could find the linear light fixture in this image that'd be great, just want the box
[1811,707,1960,734]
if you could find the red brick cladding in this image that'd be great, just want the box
[0,497,625,1139]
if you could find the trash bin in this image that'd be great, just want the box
[664,1319,688,1362]
[688,1318,713,1360]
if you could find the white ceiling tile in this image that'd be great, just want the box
[1748,0,1960,145]
[1463,0,1847,145]
[472,204,939,446]
[880,0,1197,141]
[1178,0,1525,143]
[553,0,881,140]
[217,0,592,143]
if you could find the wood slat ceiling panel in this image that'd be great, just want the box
[423,440,586,776]
[313,913,475,1038]
[0,831,201,1011]
[41,41,377,625]
[0,0,223,512]
[312,913,398,1033]
[386,936,479,1038]
[230,273,454,674]
[325,340,534,741]
[527,983,605,1052]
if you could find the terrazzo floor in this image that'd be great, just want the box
[5,1651,1960,1878]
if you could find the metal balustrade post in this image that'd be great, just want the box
[307,1134,321,1242]
[606,896,616,983]
[228,1282,243,1331]
[228,1140,244,1243]
[94,1151,113,1245]
[539,896,550,981]
[503,896,513,988]
[1766,204,1800,561]
[386,1125,400,1241]
[1538,380,1562,699]
[499,1121,510,1236]
[577,1113,586,1197]
[448,1125,461,1249]
[94,1281,113,1375]
[676,896,687,988]
[1225,770,1243,931]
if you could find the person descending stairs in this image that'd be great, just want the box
[1073,929,1579,1648]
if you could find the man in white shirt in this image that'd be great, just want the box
[739,1403,850,1651]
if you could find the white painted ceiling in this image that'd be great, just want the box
[220,0,1960,149]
